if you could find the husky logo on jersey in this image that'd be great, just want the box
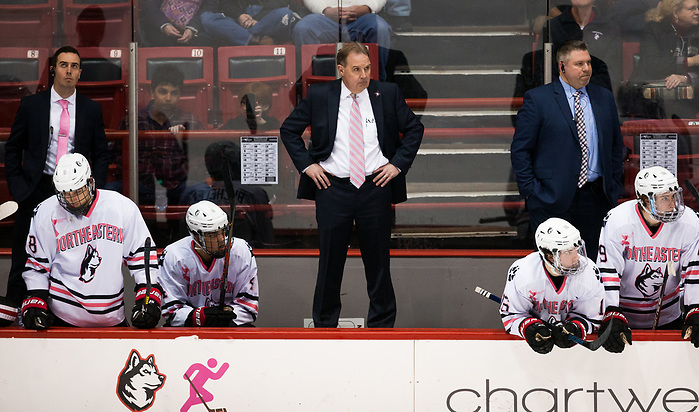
[79,244,102,283]
[635,263,664,297]
[116,349,166,411]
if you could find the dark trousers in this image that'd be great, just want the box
[528,179,611,262]
[313,176,396,328]
[7,175,55,306]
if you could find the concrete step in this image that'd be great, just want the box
[411,1,530,27]
[410,143,513,183]
[392,29,533,67]
[397,70,521,99]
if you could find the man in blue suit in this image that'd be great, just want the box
[511,40,624,261]
[281,42,423,328]
[4,46,109,306]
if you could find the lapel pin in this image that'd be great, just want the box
[375,91,380,97]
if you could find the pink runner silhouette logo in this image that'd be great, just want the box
[116,349,166,411]
[182,358,229,412]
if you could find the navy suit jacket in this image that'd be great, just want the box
[511,79,624,211]
[5,89,110,203]
[280,79,424,204]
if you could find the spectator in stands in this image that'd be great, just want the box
[199,0,297,45]
[140,0,215,46]
[610,0,661,41]
[629,0,699,118]
[112,64,200,206]
[383,0,411,32]
[280,42,423,328]
[220,82,280,132]
[511,40,624,262]
[179,141,275,248]
[517,0,620,96]
[293,0,392,81]
[549,0,622,91]
[4,46,109,307]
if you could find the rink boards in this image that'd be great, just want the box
[0,328,696,412]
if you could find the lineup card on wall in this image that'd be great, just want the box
[241,136,279,185]
[640,133,678,176]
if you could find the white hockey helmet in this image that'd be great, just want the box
[535,217,588,276]
[186,200,229,258]
[635,166,684,223]
[53,153,95,215]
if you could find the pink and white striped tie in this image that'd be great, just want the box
[349,94,365,188]
[56,99,70,166]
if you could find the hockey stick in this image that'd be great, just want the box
[184,373,227,412]
[473,286,613,351]
[684,179,699,210]
[143,237,152,306]
[652,259,677,330]
[218,148,238,308]
[0,200,18,221]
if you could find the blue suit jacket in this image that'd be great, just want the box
[5,89,110,203]
[511,79,624,211]
[280,79,424,204]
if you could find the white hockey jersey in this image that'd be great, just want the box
[23,190,159,327]
[597,200,699,328]
[159,236,259,326]
[500,252,605,339]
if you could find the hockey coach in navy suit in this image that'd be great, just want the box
[281,42,423,328]
[511,40,624,261]
[4,46,109,306]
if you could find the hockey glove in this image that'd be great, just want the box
[21,291,52,330]
[682,305,699,347]
[521,317,554,354]
[599,307,632,353]
[131,283,163,329]
[185,306,237,327]
[553,319,586,349]
[0,296,19,327]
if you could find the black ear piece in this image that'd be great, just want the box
[49,66,55,76]
[560,64,565,74]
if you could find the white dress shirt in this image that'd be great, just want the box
[320,82,388,178]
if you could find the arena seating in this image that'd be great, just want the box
[75,47,129,129]
[217,45,296,126]
[0,48,50,129]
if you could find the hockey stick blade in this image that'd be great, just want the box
[0,201,18,221]
[473,286,611,351]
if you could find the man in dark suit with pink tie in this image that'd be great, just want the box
[4,46,109,307]
[281,42,423,328]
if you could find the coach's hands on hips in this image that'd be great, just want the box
[521,317,554,354]
[305,164,331,189]
[131,283,163,329]
[373,163,400,187]
[599,307,632,353]
[21,290,52,330]
[682,305,699,347]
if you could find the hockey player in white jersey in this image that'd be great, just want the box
[159,200,259,326]
[21,153,162,329]
[597,166,699,352]
[500,218,605,354]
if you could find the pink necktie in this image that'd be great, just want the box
[349,94,365,188]
[56,99,70,166]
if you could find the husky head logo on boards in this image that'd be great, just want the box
[79,244,102,283]
[117,349,166,411]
